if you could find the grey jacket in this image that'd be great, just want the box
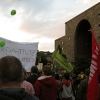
[76,77,89,100]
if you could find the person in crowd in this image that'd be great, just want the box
[72,73,82,100]
[21,68,35,95]
[55,74,61,86]
[26,66,39,87]
[55,74,61,100]
[71,73,78,97]
[0,56,39,100]
[60,72,75,100]
[76,74,82,88]
[34,65,58,100]
[71,73,77,84]
[80,71,85,80]
[76,68,90,100]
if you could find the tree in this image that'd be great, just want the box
[74,55,91,74]
[35,51,53,66]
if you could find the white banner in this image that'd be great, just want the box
[0,37,38,72]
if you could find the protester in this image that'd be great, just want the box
[76,74,82,88]
[21,68,35,95]
[26,66,39,87]
[76,68,90,100]
[60,72,75,100]
[55,73,61,100]
[0,56,39,100]
[80,71,85,80]
[55,74,61,85]
[34,65,58,100]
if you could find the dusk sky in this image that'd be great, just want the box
[0,0,99,52]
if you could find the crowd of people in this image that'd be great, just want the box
[0,55,98,100]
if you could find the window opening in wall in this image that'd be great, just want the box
[68,37,70,40]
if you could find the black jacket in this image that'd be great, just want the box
[0,88,39,100]
[26,73,39,85]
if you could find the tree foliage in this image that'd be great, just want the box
[35,51,53,66]
[74,55,91,74]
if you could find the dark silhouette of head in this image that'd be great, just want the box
[55,74,60,80]
[85,68,90,76]
[63,72,70,80]
[42,65,52,76]
[0,56,23,84]
[31,66,38,74]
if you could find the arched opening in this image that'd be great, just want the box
[74,19,92,73]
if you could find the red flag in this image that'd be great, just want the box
[87,28,100,100]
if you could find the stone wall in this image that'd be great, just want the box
[55,2,100,65]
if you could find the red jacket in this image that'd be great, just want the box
[60,79,71,89]
[34,76,58,100]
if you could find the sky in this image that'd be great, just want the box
[0,0,99,52]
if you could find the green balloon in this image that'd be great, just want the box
[0,41,5,47]
[11,10,16,15]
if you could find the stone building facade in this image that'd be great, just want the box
[55,2,100,72]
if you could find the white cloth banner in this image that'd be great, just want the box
[0,37,38,72]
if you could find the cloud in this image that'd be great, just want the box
[38,41,55,52]
[76,0,89,4]
[76,0,100,6]
[88,0,100,6]
[0,0,99,52]
[19,0,79,40]
[39,43,54,52]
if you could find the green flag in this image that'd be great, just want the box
[52,44,73,72]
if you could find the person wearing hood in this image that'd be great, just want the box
[0,56,39,100]
[34,65,58,100]
[60,73,75,100]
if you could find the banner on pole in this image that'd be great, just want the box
[87,28,100,100]
[52,44,73,72]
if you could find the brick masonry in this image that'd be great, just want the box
[55,2,100,67]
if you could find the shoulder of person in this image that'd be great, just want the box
[31,95,39,100]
